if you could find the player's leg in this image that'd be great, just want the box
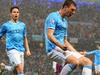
[96,72,100,75]
[69,51,92,75]
[0,62,14,71]
[48,49,79,65]
[16,51,24,75]
[0,63,6,75]
[47,50,79,75]
[0,62,15,75]
[60,64,77,75]
[16,64,23,75]
[60,53,78,75]
[59,55,79,75]
[0,50,19,74]
[7,49,24,75]
[79,56,92,75]
[60,50,82,75]
[61,50,92,75]
[95,65,100,75]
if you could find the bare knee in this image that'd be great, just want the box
[79,57,92,65]
[16,63,23,73]
[66,55,79,65]
[96,72,100,75]
[87,59,92,65]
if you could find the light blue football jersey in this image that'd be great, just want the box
[86,50,100,65]
[44,11,68,53]
[0,20,26,52]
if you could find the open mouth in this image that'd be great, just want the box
[15,16,18,17]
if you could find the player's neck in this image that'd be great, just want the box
[59,9,65,18]
[11,19,18,23]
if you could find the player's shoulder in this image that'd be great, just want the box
[96,50,100,52]
[48,11,58,18]
[18,21,25,24]
[18,21,26,26]
[49,11,58,15]
[2,21,10,27]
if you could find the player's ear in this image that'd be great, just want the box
[63,5,68,11]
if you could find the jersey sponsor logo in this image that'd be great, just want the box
[8,29,22,33]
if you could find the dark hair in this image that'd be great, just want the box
[10,6,20,13]
[62,0,76,8]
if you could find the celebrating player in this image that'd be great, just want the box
[83,45,100,75]
[44,0,92,75]
[0,6,31,75]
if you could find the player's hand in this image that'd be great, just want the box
[80,51,86,55]
[60,45,67,51]
[26,50,31,56]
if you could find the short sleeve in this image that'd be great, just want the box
[23,24,27,37]
[0,24,7,38]
[47,14,56,30]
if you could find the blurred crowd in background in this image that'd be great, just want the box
[0,0,100,75]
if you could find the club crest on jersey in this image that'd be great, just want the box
[50,19,55,24]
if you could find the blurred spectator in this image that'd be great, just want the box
[0,0,100,75]
[52,61,63,75]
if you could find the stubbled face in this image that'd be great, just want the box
[10,8,19,21]
[64,4,76,17]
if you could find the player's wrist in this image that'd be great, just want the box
[26,49,30,51]
[63,47,67,51]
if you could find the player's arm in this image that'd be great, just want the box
[64,36,76,51]
[24,36,31,56]
[86,50,96,55]
[79,50,87,55]
[0,24,7,39]
[47,15,67,52]
[24,25,31,56]
[48,28,67,51]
